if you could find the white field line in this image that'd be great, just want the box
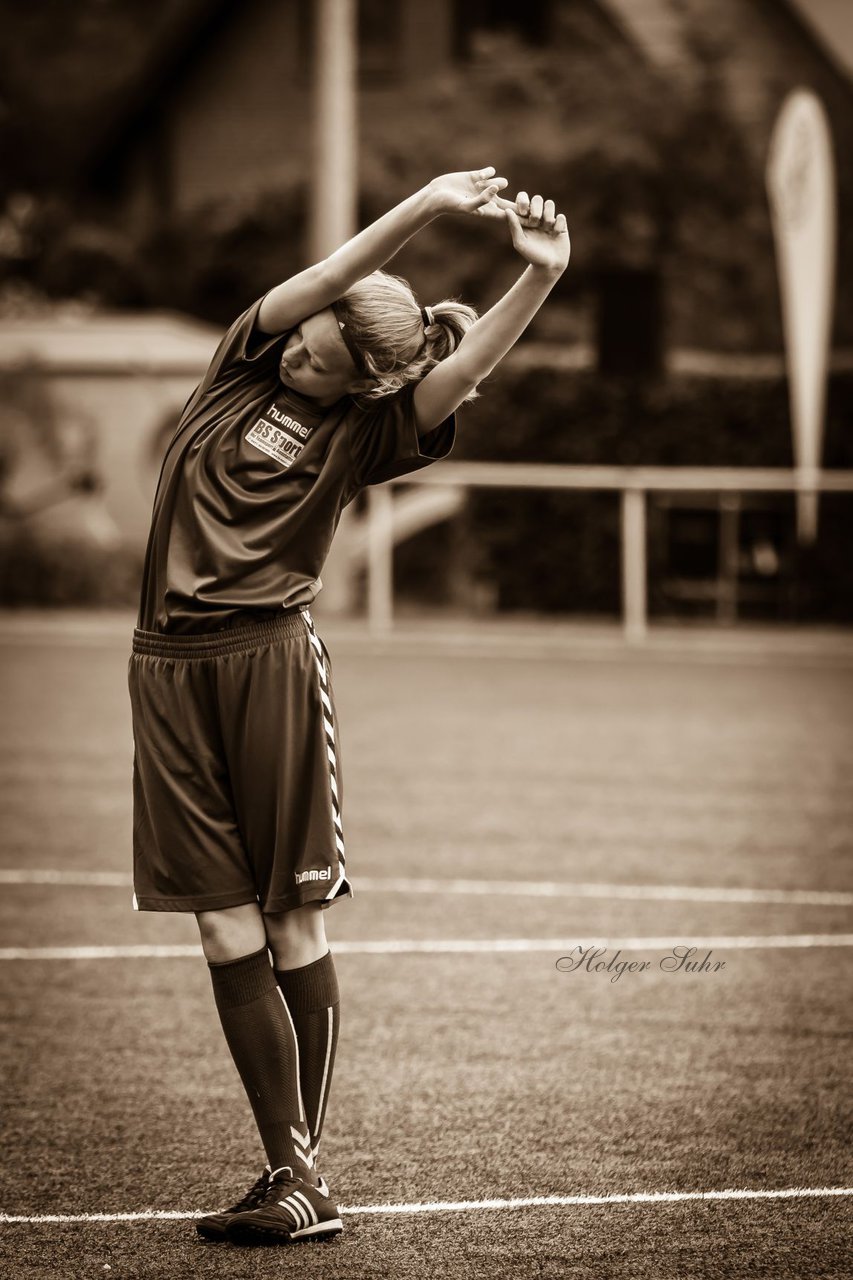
[2,868,851,907]
[2,935,853,961]
[358,876,853,907]
[1,1185,850,1225]
[0,870,131,887]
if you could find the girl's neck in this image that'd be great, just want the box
[280,385,345,412]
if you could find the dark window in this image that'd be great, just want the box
[454,0,553,57]
[666,508,719,582]
[596,268,663,378]
[359,0,403,82]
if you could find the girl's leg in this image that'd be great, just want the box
[196,902,266,964]
[196,902,314,1177]
[265,904,341,1166]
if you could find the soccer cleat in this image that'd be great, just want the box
[196,1167,272,1240]
[225,1165,343,1245]
[196,1167,331,1240]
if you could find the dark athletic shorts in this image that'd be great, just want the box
[127,608,352,915]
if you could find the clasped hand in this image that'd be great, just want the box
[429,168,571,274]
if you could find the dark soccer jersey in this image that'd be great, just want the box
[136,296,456,633]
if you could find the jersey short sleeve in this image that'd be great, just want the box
[184,295,285,416]
[345,382,456,488]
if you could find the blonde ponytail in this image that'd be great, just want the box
[422,300,478,371]
[334,270,480,404]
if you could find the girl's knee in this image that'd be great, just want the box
[264,901,328,969]
[195,902,266,964]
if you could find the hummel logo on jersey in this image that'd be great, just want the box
[246,403,313,470]
[295,866,332,884]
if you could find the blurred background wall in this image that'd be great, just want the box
[1,0,851,620]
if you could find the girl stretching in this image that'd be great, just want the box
[128,168,570,1246]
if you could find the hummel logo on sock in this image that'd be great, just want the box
[290,1124,315,1171]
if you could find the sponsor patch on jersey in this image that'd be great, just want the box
[246,405,313,470]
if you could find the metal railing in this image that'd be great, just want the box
[366,463,853,641]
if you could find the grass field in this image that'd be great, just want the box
[1,612,851,1279]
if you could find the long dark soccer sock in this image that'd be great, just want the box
[207,946,315,1178]
[274,951,340,1166]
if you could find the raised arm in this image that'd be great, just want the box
[256,169,508,334]
[413,193,571,433]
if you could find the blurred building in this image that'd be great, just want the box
[0,310,219,546]
[79,1,852,222]
[60,0,852,362]
[2,0,852,617]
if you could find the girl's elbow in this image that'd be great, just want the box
[453,357,492,395]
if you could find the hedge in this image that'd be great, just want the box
[393,364,853,621]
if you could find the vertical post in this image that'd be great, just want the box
[307,0,358,618]
[310,0,358,261]
[716,492,741,624]
[367,486,394,635]
[621,487,647,642]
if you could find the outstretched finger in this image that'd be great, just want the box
[474,166,496,182]
[463,185,504,217]
[472,192,516,221]
[503,205,527,251]
[475,173,508,196]
[471,183,500,206]
[474,198,510,220]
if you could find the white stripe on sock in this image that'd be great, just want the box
[316,1005,334,1143]
[290,1125,311,1150]
[274,987,307,1131]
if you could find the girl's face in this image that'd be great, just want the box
[278,309,364,405]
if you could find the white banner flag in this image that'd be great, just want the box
[766,89,836,543]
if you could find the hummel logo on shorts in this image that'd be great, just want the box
[295,866,332,884]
